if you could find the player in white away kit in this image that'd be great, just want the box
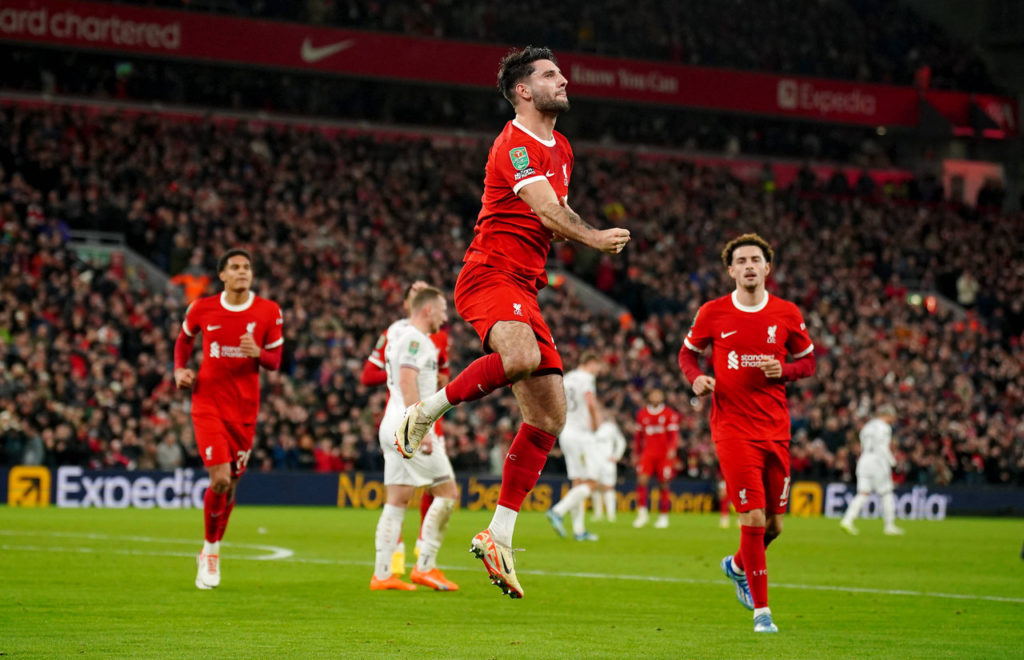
[545,352,605,541]
[590,421,626,522]
[371,287,460,591]
[840,405,904,536]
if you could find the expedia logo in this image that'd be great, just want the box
[777,79,798,109]
[55,467,209,508]
[8,466,51,506]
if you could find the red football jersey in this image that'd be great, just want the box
[464,119,574,282]
[684,291,813,441]
[182,291,284,423]
[635,404,682,454]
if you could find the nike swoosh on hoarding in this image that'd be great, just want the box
[300,38,355,63]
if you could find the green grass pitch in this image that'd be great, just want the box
[1,506,1022,658]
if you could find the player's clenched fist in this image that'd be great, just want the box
[239,333,261,358]
[595,228,631,254]
[174,367,196,389]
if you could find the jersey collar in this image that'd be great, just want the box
[647,404,665,415]
[512,119,556,147]
[731,290,769,313]
[220,290,254,312]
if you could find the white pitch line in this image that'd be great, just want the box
[0,529,293,560]
[2,533,1021,605]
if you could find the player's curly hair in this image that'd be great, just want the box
[721,233,774,268]
[217,248,252,273]
[497,46,557,107]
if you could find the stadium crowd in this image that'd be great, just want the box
[1,103,1022,489]
[116,0,998,92]
[1,44,902,170]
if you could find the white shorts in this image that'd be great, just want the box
[379,421,454,488]
[559,427,599,481]
[856,456,894,495]
[590,438,617,487]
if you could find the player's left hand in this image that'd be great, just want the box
[240,333,261,358]
[758,359,783,379]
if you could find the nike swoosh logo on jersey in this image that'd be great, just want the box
[207,325,222,331]
[720,331,737,338]
[300,37,355,63]
[545,170,555,177]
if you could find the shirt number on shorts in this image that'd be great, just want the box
[779,476,791,507]
[236,450,252,470]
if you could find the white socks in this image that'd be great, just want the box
[416,497,455,572]
[552,483,593,517]
[604,490,617,521]
[571,501,586,535]
[420,389,453,420]
[842,494,869,525]
[489,505,518,546]
[591,491,604,518]
[202,540,219,556]
[881,492,896,528]
[374,504,405,579]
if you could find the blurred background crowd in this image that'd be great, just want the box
[1,0,1022,490]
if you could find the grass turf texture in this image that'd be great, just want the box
[1,506,1021,659]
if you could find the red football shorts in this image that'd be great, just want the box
[455,261,563,376]
[714,439,791,514]
[637,447,675,482]
[193,414,256,478]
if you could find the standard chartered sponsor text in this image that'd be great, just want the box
[0,8,180,50]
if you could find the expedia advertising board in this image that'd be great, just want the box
[2,468,1022,516]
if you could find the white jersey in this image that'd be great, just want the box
[859,418,896,469]
[563,368,596,433]
[383,320,439,426]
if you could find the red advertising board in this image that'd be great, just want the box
[0,0,1016,132]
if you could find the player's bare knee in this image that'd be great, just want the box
[501,347,541,381]
[209,476,232,493]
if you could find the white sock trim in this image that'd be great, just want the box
[489,505,518,546]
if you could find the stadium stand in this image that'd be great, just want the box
[1,102,1021,485]
[112,0,999,91]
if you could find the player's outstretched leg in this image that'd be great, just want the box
[720,555,754,610]
[196,486,227,589]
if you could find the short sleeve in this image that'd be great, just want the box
[786,307,813,358]
[182,301,201,337]
[369,332,387,368]
[498,141,549,195]
[396,333,427,371]
[683,304,713,352]
[263,303,284,350]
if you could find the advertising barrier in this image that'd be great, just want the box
[0,0,1016,131]
[3,467,1022,516]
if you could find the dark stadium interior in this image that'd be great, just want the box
[1,0,1022,489]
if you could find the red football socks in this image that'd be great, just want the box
[215,500,235,542]
[636,485,649,509]
[739,525,768,608]
[444,353,511,404]
[204,488,229,543]
[497,423,556,511]
[659,487,671,514]
[418,492,434,539]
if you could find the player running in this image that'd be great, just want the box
[393,46,631,598]
[840,405,904,536]
[678,233,816,633]
[632,388,682,529]
[371,286,460,592]
[173,249,284,590]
